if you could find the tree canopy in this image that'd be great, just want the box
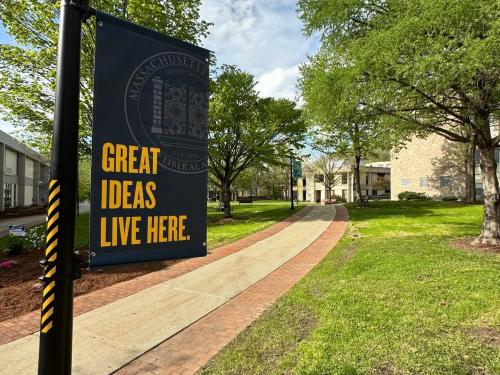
[0,0,210,155]
[298,0,500,243]
[209,65,306,216]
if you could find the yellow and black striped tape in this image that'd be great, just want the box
[41,179,60,334]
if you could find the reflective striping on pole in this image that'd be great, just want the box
[46,238,58,256]
[43,281,56,297]
[41,321,53,334]
[40,179,61,334]
[47,198,60,216]
[48,185,61,203]
[47,211,59,231]
[41,307,54,324]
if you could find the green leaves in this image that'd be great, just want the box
[208,65,306,188]
[299,0,500,147]
[0,0,210,155]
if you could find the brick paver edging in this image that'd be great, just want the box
[0,206,313,346]
[115,205,349,375]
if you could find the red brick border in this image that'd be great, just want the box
[0,206,313,346]
[115,205,349,375]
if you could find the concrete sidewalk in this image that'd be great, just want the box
[0,203,90,237]
[0,205,336,375]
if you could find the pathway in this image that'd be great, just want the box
[0,205,347,375]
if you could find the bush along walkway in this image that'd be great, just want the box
[0,205,345,375]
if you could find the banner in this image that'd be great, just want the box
[90,13,210,266]
[293,160,302,179]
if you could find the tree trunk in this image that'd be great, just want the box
[353,155,362,202]
[473,145,500,245]
[222,182,232,218]
[464,141,476,204]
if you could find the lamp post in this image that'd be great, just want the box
[290,157,294,210]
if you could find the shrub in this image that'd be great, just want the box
[331,194,346,203]
[25,225,47,250]
[398,191,429,201]
[442,196,458,201]
[5,235,25,255]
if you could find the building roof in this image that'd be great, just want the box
[365,161,391,168]
[0,128,49,165]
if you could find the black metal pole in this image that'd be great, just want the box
[38,1,86,374]
[290,158,294,210]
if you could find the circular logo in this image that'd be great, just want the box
[124,52,209,174]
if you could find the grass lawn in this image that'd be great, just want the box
[200,201,500,375]
[1,200,304,251]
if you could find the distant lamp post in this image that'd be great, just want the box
[288,148,295,210]
[290,157,294,210]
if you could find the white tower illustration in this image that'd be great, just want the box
[151,76,163,134]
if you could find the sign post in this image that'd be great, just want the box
[292,160,302,205]
[290,158,295,210]
[37,3,208,373]
[38,1,90,374]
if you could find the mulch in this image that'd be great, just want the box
[0,248,176,322]
[451,237,500,254]
[0,206,47,220]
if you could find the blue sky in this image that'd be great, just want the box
[0,23,15,134]
[0,0,318,135]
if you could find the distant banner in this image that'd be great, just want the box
[293,160,302,179]
[90,12,210,266]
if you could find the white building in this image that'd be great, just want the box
[0,129,49,210]
[296,160,391,203]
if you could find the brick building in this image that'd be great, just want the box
[391,133,472,200]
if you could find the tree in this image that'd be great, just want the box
[208,65,306,217]
[78,156,91,203]
[300,51,396,202]
[312,153,344,202]
[0,0,210,155]
[298,0,500,243]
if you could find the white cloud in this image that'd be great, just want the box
[256,65,299,100]
[200,0,318,100]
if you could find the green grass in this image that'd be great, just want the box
[200,201,500,375]
[206,201,304,249]
[1,200,303,251]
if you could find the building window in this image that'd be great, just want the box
[302,178,306,186]
[440,176,451,187]
[341,172,348,184]
[365,174,369,185]
[372,189,377,196]
[401,178,410,186]
[314,174,324,183]
[420,177,429,187]
[5,149,17,176]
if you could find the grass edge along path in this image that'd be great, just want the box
[200,201,500,375]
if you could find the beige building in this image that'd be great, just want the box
[296,160,391,203]
[0,129,50,210]
[390,134,468,200]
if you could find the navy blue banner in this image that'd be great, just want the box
[90,13,209,267]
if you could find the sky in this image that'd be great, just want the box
[199,0,319,100]
[0,0,319,135]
